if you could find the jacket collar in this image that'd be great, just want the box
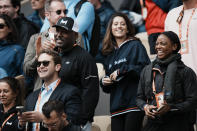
[0,40,13,46]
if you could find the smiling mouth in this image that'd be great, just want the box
[0,98,7,101]
[39,70,47,73]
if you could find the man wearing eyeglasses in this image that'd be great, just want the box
[0,0,39,49]
[42,100,81,131]
[40,0,95,54]
[18,50,81,131]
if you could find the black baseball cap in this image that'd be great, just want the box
[53,17,79,32]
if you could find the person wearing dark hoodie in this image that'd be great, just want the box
[101,12,150,131]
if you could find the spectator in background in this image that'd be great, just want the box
[119,0,145,34]
[53,17,99,131]
[0,68,7,79]
[0,14,24,77]
[165,0,197,128]
[23,0,67,92]
[28,0,46,28]
[165,0,197,75]
[119,0,141,14]
[136,31,197,131]
[88,0,115,63]
[18,50,81,130]
[42,100,81,131]
[0,77,24,131]
[101,12,150,131]
[144,0,182,54]
[0,0,39,49]
[41,0,95,53]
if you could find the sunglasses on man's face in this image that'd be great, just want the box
[37,61,50,67]
[50,9,68,15]
[0,23,6,29]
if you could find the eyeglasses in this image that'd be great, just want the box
[0,24,6,29]
[0,5,12,10]
[50,9,68,15]
[37,61,50,67]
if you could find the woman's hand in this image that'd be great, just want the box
[110,70,118,81]
[144,104,157,119]
[102,76,113,86]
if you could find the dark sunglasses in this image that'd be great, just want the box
[50,9,68,15]
[37,61,50,67]
[0,23,6,29]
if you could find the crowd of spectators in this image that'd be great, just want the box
[0,0,197,131]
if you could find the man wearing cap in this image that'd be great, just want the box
[40,0,95,53]
[53,17,99,131]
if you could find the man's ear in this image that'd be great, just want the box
[55,64,61,72]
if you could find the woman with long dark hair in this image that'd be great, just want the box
[101,12,150,131]
[0,14,24,77]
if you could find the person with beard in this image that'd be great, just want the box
[136,31,197,131]
[53,17,99,131]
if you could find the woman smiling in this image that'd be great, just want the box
[101,12,150,131]
[0,14,24,77]
[0,77,24,131]
[137,31,197,131]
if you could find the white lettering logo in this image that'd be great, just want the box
[6,122,12,125]
[60,19,68,25]
[114,58,127,65]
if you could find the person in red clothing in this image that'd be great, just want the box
[143,0,182,54]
